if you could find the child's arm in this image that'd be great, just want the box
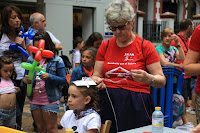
[47,58,67,85]
[70,69,78,83]
[87,129,98,133]
[23,75,32,84]
[15,87,21,93]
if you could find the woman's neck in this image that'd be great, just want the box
[7,32,17,42]
[116,32,136,47]
[161,43,170,49]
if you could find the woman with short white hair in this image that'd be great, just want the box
[92,0,166,132]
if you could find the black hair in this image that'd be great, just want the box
[33,31,58,58]
[84,32,103,48]
[73,37,83,49]
[179,18,193,31]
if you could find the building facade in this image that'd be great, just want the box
[1,0,200,55]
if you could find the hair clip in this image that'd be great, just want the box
[72,77,96,88]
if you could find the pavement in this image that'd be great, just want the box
[21,98,197,133]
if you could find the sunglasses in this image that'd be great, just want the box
[109,22,129,31]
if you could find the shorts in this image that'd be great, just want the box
[173,94,184,121]
[190,78,197,93]
[30,102,60,114]
[0,107,16,126]
[182,78,191,101]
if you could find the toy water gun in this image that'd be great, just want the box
[9,26,35,58]
[21,39,54,96]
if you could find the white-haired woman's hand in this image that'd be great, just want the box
[91,76,106,90]
[130,69,152,84]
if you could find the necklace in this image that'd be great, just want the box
[36,59,46,93]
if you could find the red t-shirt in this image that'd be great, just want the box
[171,32,191,79]
[96,35,160,93]
[188,25,200,95]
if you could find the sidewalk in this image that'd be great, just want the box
[22,97,197,133]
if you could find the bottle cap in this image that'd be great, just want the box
[155,107,161,110]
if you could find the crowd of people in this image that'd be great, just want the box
[1,0,200,133]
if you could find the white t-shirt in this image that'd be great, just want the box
[0,33,31,80]
[72,49,81,70]
[29,28,61,45]
[60,110,101,133]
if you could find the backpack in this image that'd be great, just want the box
[60,51,72,74]
[60,51,72,101]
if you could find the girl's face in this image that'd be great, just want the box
[81,50,94,68]
[162,33,173,46]
[67,85,90,114]
[93,39,103,49]
[8,11,21,29]
[0,64,13,80]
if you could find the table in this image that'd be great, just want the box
[119,125,175,133]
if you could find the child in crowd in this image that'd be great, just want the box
[60,79,101,133]
[156,28,194,128]
[84,32,103,49]
[70,47,97,83]
[70,37,84,70]
[23,31,67,133]
[0,56,20,128]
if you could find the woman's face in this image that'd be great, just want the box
[93,39,103,49]
[109,21,133,42]
[162,33,173,46]
[8,11,21,29]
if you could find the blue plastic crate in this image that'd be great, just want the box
[152,67,184,128]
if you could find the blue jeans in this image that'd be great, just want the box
[30,102,60,113]
[0,107,16,126]
[190,78,197,93]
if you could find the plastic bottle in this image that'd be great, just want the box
[66,129,73,133]
[152,107,164,133]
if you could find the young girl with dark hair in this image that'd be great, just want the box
[0,56,20,128]
[60,81,101,133]
[70,47,97,83]
[23,31,67,133]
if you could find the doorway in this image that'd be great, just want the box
[73,7,94,41]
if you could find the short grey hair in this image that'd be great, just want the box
[29,13,41,26]
[105,0,135,24]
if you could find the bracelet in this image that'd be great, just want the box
[149,75,155,85]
